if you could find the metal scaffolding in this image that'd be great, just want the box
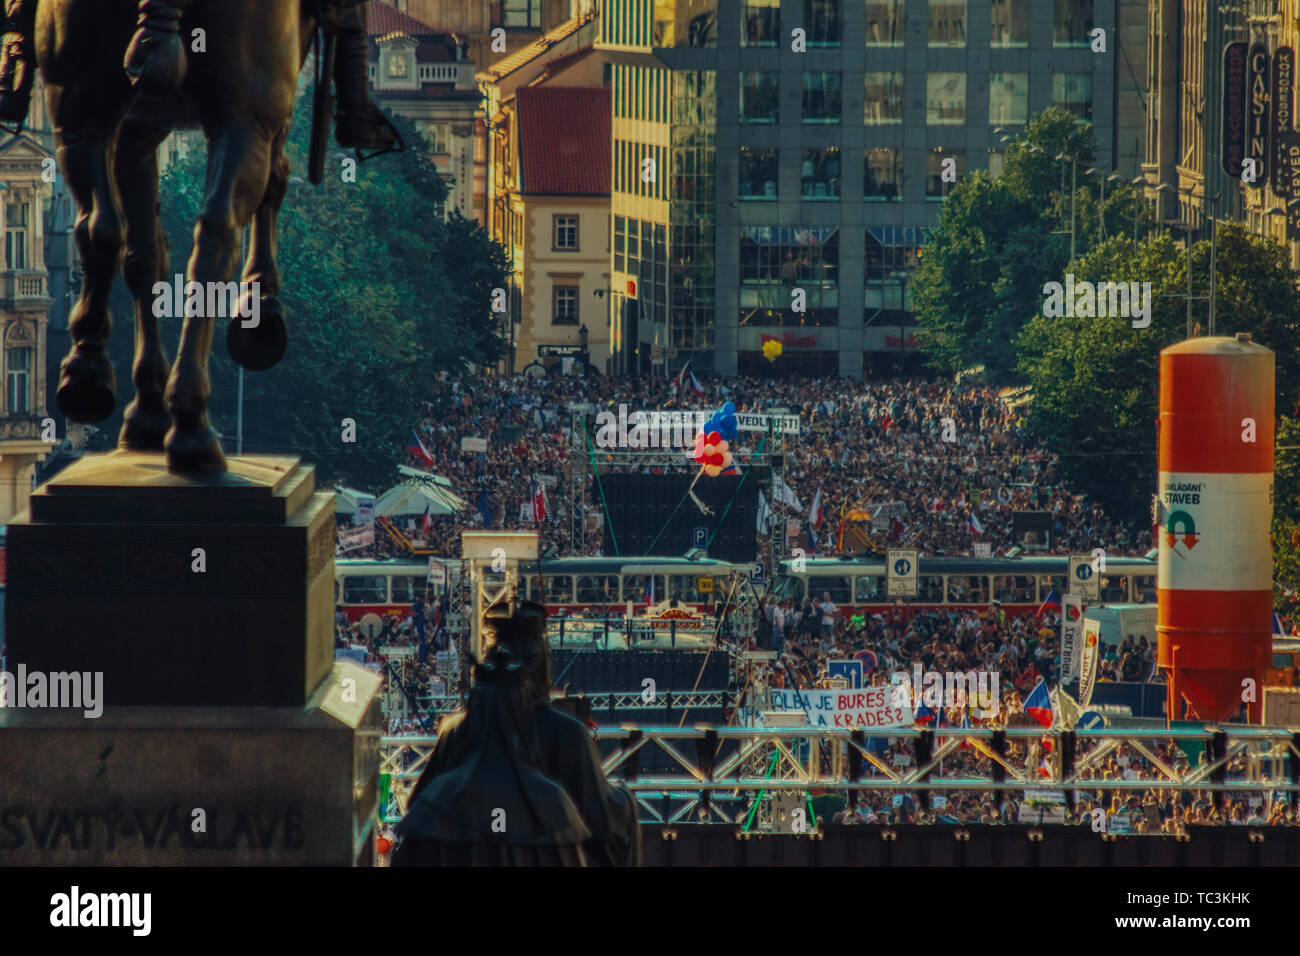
[379,726,1300,825]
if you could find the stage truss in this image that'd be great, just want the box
[378,726,1300,826]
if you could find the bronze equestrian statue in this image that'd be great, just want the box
[0,0,399,473]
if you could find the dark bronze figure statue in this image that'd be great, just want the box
[21,0,400,473]
[406,603,643,866]
[392,643,593,867]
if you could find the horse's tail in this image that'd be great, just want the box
[123,1,191,94]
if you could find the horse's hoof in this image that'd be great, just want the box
[56,351,116,424]
[227,296,287,372]
[164,423,227,475]
[119,401,171,452]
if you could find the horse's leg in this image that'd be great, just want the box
[227,126,288,373]
[165,123,271,472]
[44,86,132,425]
[115,116,174,450]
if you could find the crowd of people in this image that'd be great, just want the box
[344,371,1147,562]
[336,368,1300,831]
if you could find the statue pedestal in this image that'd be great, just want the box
[0,661,383,865]
[4,451,335,707]
[0,451,382,865]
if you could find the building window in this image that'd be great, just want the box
[988,149,1006,178]
[801,73,841,123]
[928,0,966,46]
[989,73,1028,125]
[655,0,717,47]
[6,346,30,414]
[990,0,1029,46]
[864,72,903,125]
[926,73,966,125]
[802,147,841,199]
[803,0,841,46]
[739,147,778,200]
[740,72,780,123]
[865,1,905,46]
[864,148,903,201]
[387,52,409,79]
[5,202,27,270]
[553,286,579,325]
[1053,0,1094,47]
[926,150,966,197]
[554,215,579,250]
[423,123,450,153]
[739,226,840,285]
[1054,73,1093,119]
[741,0,779,46]
[503,0,542,28]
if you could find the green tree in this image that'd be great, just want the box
[1017,225,1300,525]
[913,106,1149,377]
[86,86,507,491]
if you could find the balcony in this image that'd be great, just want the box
[0,271,48,308]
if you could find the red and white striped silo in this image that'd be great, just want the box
[1157,334,1274,724]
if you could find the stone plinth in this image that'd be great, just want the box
[0,662,382,865]
[4,451,335,707]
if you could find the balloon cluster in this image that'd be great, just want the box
[762,339,783,362]
[692,401,738,477]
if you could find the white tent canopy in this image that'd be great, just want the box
[332,486,373,516]
[375,480,466,517]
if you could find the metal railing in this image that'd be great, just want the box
[379,726,1300,825]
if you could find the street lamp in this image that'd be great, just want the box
[1056,152,1077,261]
[578,323,589,376]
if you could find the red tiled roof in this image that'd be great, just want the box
[367,2,440,39]
[516,86,610,195]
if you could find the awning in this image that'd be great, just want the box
[332,486,373,516]
[375,481,467,517]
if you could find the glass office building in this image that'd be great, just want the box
[599,0,1119,377]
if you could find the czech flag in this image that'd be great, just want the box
[406,429,433,469]
[674,361,704,396]
[1273,612,1288,637]
[1025,678,1054,729]
[421,501,432,536]
[967,512,984,536]
[914,703,937,725]
[1034,589,1061,619]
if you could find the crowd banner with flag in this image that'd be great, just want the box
[1025,678,1054,728]
[406,429,434,469]
[808,487,823,528]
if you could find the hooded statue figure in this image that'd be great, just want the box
[392,643,591,866]
[408,602,641,866]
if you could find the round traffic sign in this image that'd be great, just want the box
[893,558,911,576]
